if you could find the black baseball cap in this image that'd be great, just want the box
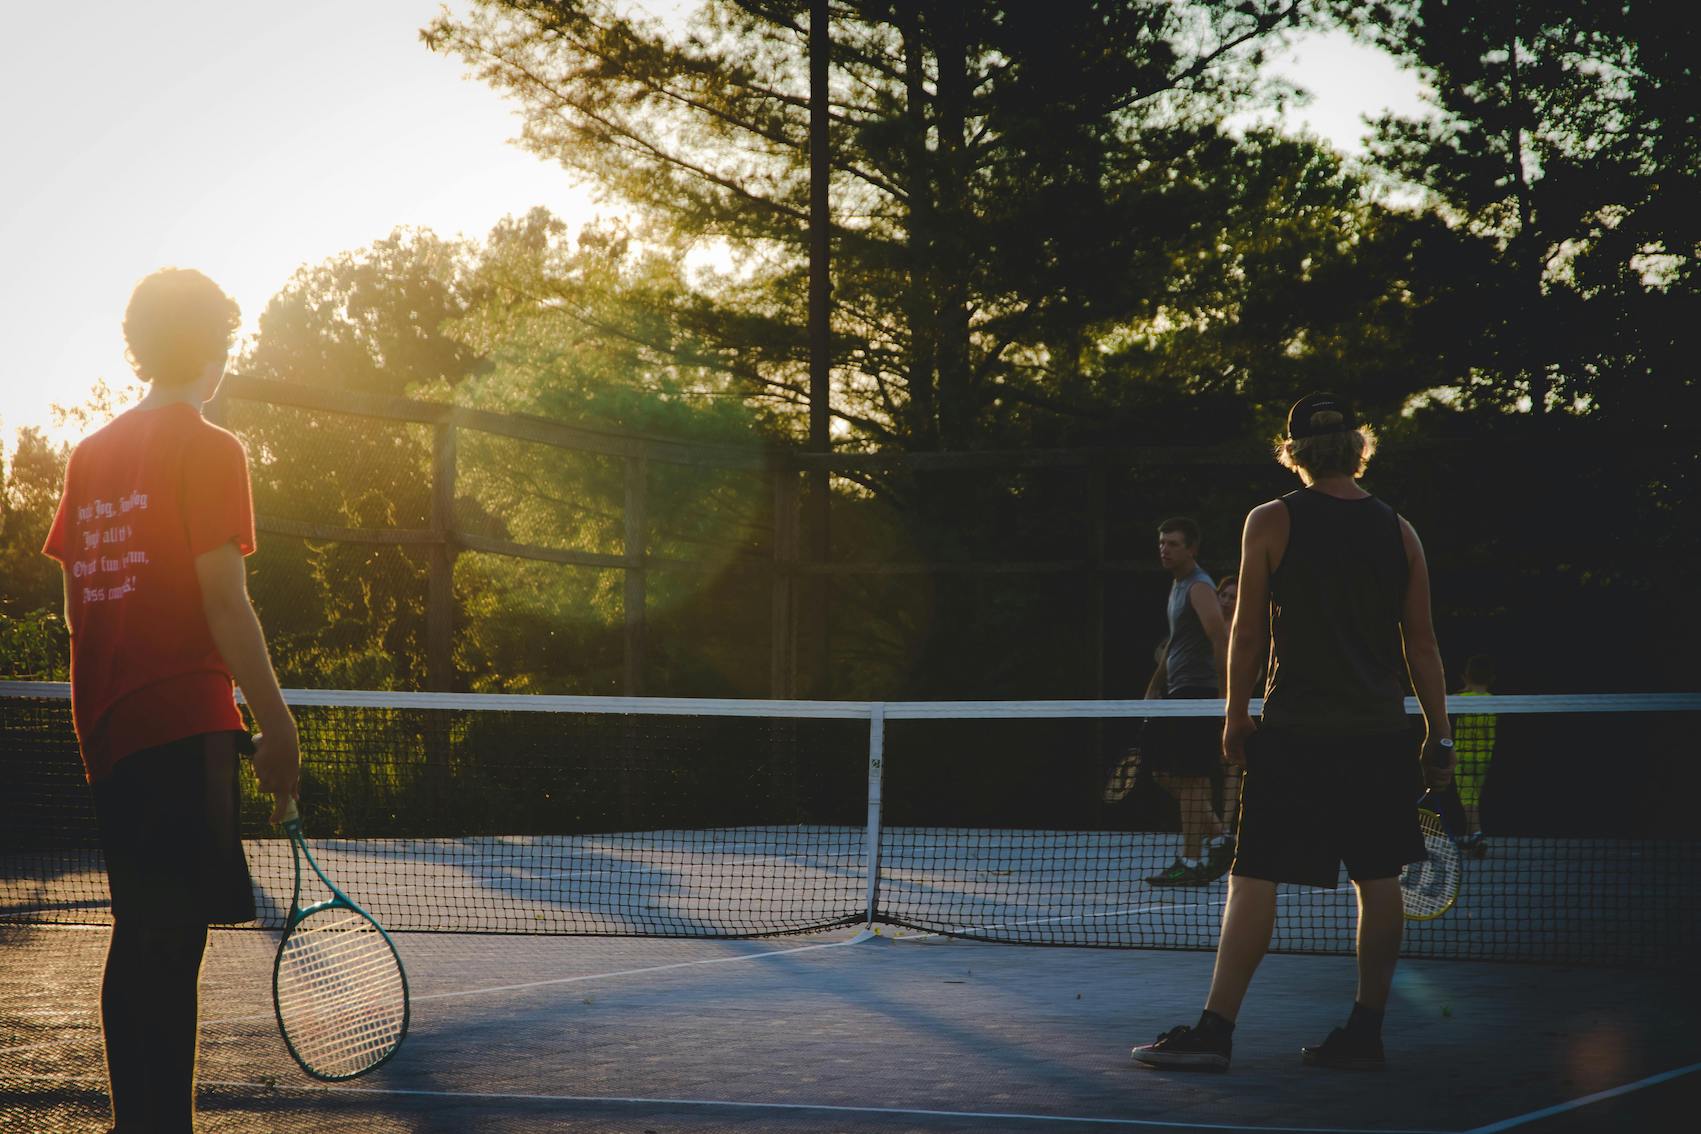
[1286,392,1356,439]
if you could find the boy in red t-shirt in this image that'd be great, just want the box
[43,267,299,1133]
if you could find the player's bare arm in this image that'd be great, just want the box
[1397,517,1452,787]
[1188,581,1229,695]
[196,539,301,819]
[1223,501,1285,764]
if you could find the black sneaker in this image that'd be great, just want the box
[1198,837,1236,882]
[1132,1024,1231,1071]
[1145,857,1209,887]
[1301,1027,1385,1070]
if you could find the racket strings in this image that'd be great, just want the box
[278,947,403,1066]
[1402,811,1462,919]
[277,910,406,1077]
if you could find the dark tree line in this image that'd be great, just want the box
[3,1,1695,694]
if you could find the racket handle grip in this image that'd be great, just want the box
[280,796,300,825]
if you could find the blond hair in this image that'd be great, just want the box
[1274,424,1378,481]
[123,268,240,387]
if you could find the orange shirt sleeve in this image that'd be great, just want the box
[183,426,256,558]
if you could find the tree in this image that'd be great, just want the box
[428,2,1552,696]
[425,0,1331,452]
[448,209,784,694]
[0,426,71,681]
[1344,0,1700,420]
[0,427,67,620]
[1324,0,1701,689]
[225,216,787,694]
[231,229,488,688]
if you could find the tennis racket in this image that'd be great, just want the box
[1400,790,1462,921]
[273,797,410,1080]
[1102,745,1141,803]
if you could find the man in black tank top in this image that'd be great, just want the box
[1134,393,1455,1073]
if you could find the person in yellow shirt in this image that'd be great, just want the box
[1451,656,1496,857]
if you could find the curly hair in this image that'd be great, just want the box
[123,268,240,387]
[1273,424,1378,481]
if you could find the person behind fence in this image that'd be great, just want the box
[1450,655,1496,856]
[1132,392,1454,1073]
[42,267,300,1134]
[1215,574,1238,625]
[1140,516,1234,887]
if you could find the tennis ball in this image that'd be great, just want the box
[1442,1004,1452,1017]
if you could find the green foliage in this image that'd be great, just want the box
[1341,0,1700,420]
[0,609,68,680]
[1308,0,1701,688]
[0,427,68,620]
[227,229,489,688]
[222,215,791,694]
[10,5,1690,698]
[425,1,1334,450]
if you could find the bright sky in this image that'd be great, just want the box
[0,4,1424,457]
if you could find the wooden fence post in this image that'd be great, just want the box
[1088,461,1108,780]
[771,465,799,699]
[428,421,457,692]
[1088,461,1107,699]
[623,455,648,696]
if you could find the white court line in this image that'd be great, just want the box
[890,901,1180,940]
[201,933,868,1026]
[410,934,863,1004]
[889,883,1335,942]
[196,1080,1452,1132]
[1,932,876,1043]
[1462,1060,1701,1133]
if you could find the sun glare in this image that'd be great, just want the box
[0,1,598,456]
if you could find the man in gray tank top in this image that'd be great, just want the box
[1140,517,1233,886]
[1134,393,1454,1074]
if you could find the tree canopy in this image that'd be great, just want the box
[2,1,1694,694]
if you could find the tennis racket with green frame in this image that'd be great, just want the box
[273,797,410,1080]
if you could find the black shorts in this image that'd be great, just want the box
[1139,686,1222,778]
[91,732,257,928]
[1231,726,1426,888]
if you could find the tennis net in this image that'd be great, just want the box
[2,682,1696,964]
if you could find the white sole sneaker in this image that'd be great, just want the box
[1131,1046,1230,1071]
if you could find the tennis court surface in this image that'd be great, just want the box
[3,684,1698,1131]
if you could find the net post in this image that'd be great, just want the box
[863,702,885,929]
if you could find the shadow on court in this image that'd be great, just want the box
[2,923,1697,1133]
